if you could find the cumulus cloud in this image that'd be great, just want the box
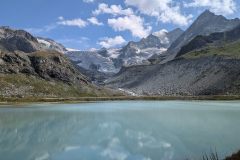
[58,18,88,28]
[58,16,64,21]
[98,36,126,48]
[153,29,169,44]
[25,24,58,34]
[108,15,152,38]
[93,3,134,16]
[153,29,168,36]
[58,37,89,44]
[93,3,150,38]
[83,0,94,3]
[87,17,104,26]
[125,0,192,26]
[184,0,237,15]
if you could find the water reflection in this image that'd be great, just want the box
[0,101,240,160]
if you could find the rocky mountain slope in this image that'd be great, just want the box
[123,28,183,51]
[0,26,67,53]
[37,37,67,53]
[177,24,240,57]
[0,26,41,53]
[66,48,120,73]
[106,55,240,96]
[118,28,183,66]
[156,10,240,63]
[0,27,117,98]
[66,28,183,83]
[105,11,240,96]
[66,48,121,83]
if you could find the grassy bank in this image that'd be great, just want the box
[0,73,121,98]
[1,95,240,104]
[183,41,240,59]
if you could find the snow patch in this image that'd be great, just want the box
[37,38,51,47]
[118,88,138,96]
[66,48,81,52]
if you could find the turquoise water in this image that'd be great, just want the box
[0,101,240,160]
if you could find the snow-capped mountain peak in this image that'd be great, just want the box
[66,48,81,52]
[65,28,184,75]
[37,37,67,53]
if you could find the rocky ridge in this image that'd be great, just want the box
[105,11,240,96]
[157,10,240,63]
[0,27,117,98]
[65,28,183,83]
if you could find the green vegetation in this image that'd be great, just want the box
[1,94,240,104]
[0,74,117,99]
[183,41,240,59]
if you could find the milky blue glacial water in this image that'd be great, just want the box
[0,101,240,160]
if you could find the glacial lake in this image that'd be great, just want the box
[0,101,240,160]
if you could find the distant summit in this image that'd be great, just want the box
[162,10,240,62]
[0,27,67,53]
[0,26,114,97]
[66,28,184,79]
[105,10,240,96]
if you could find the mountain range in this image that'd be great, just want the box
[1,10,240,98]
[105,10,240,96]
[65,28,183,82]
[158,10,240,63]
[0,26,118,98]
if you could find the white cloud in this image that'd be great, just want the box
[58,37,90,50]
[184,0,237,15]
[58,18,88,28]
[93,3,134,16]
[58,16,64,21]
[58,37,89,44]
[98,36,126,48]
[25,24,58,34]
[88,17,104,26]
[153,29,169,44]
[125,0,192,26]
[108,15,152,38]
[83,0,94,3]
[153,29,168,37]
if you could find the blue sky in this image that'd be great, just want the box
[0,0,239,50]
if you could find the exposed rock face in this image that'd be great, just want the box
[0,50,118,97]
[105,11,240,96]
[119,28,184,66]
[66,49,120,74]
[0,51,88,84]
[159,10,240,63]
[177,24,240,57]
[0,26,67,53]
[0,27,82,84]
[37,37,67,53]
[72,62,114,84]
[127,28,183,50]
[0,27,117,97]
[106,56,240,96]
[66,28,183,83]
[0,27,40,53]
[166,28,184,45]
